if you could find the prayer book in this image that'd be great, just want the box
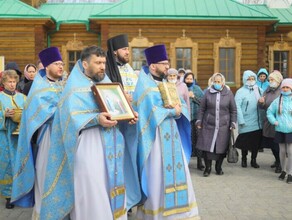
[158,82,181,107]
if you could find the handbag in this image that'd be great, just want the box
[227,129,239,163]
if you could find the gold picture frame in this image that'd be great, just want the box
[91,83,135,121]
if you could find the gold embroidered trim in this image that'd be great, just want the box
[13,153,29,179]
[139,106,157,137]
[28,104,46,126]
[139,201,198,216]
[0,178,12,184]
[110,186,125,199]
[136,87,159,107]
[42,154,67,199]
[58,87,91,108]
[26,88,61,108]
[62,109,100,142]
[32,209,40,220]
[113,208,126,219]
[165,184,188,193]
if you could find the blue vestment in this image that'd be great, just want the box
[133,66,192,216]
[0,91,26,198]
[40,60,140,219]
[11,70,63,206]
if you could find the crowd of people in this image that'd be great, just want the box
[0,33,291,219]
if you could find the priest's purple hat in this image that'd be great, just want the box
[144,44,168,65]
[38,47,62,68]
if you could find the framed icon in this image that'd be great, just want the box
[91,83,135,121]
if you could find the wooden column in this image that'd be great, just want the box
[100,23,109,50]
[257,26,266,69]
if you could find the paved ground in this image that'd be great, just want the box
[1,150,292,220]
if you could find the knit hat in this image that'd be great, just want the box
[144,44,168,65]
[178,68,186,74]
[280,78,292,90]
[38,47,62,68]
[5,62,22,77]
[269,70,283,84]
[167,68,178,75]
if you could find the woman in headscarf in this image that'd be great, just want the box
[235,70,264,168]
[22,64,37,95]
[196,73,237,177]
[258,70,283,173]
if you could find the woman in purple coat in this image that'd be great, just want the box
[196,73,237,177]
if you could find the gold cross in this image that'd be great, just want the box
[226,29,230,38]
[182,29,186,38]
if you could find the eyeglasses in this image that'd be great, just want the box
[53,62,65,67]
[156,62,170,66]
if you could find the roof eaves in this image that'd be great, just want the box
[93,15,278,21]
[56,20,90,31]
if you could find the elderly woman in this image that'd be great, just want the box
[167,68,190,111]
[196,73,237,177]
[258,70,283,173]
[0,70,26,209]
[235,70,264,168]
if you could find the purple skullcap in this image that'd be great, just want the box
[38,47,62,68]
[144,44,168,66]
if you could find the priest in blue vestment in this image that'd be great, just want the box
[11,47,65,218]
[40,46,140,220]
[133,45,200,219]
[0,70,26,209]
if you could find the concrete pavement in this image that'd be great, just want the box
[1,149,292,220]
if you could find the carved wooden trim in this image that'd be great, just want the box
[170,30,198,79]
[214,30,241,88]
[61,34,86,73]
[129,29,154,65]
[268,36,292,77]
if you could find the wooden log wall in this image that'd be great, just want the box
[49,24,99,49]
[100,21,267,89]
[0,21,47,74]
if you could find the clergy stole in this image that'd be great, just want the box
[159,119,189,216]
[101,126,126,219]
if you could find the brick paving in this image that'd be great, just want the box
[1,150,292,220]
